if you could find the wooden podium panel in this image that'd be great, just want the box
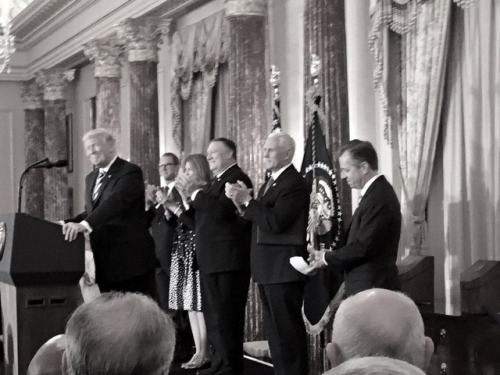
[423,313,500,375]
[0,213,84,375]
[461,260,500,314]
[397,254,434,313]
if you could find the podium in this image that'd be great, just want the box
[0,213,84,375]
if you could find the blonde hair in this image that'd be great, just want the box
[184,154,211,184]
[82,128,117,145]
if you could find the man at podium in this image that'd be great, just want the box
[61,128,157,296]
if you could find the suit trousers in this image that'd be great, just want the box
[98,269,156,298]
[155,267,171,312]
[258,281,308,375]
[201,269,250,374]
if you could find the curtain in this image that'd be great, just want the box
[181,73,213,155]
[442,1,500,314]
[370,0,452,255]
[213,63,230,139]
[171,11,229,154]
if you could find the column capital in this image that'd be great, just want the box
[35,69,75,101]
[225,0,266,18]
[83,37,122,78]
[116,17,168,63]
[20,80,44,110]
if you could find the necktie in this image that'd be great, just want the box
[92,169,106,201]
[263,177,274,196]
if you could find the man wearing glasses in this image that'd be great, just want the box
[145,153,181,311]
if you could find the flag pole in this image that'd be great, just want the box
[270,64,282,133]
[309,54,321,251]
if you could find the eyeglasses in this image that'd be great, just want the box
[158,163,177,168]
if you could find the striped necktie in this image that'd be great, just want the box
[92,169,106,201]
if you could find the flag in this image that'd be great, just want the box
[300,110,345,335]
[271,94,281,133]
[266,89,282,181]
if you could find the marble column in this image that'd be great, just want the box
[225,0,269,343]
[36,69,75,221]
[20,81,45,218]
[117,17,166,186]
[83,37,122,136]
[304,1,350,373]
[226,0,270,187]
[304,0,351,221]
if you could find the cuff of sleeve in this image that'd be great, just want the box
[80,220,93,234]
[191,189,202,201]
[322,252,328,266]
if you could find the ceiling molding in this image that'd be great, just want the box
[3,0,209,81]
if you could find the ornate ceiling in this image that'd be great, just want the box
[0,0,34,23]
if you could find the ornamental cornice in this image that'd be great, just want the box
[20,81,44,110]
[83,38,123,78]
[35,68,75,101]
[225,0,266,18]
[11,0,77,42]
[2,0,212,81]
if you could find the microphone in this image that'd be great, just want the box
[18,158,69,213]
[31,159,68,169]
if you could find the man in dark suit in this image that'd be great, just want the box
[176,138,252,375]
[145,152,181,311]
[307,139,401,296]
[226,132,309,375]
[62,128,157,297]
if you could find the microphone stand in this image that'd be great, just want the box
[18,158,49,214]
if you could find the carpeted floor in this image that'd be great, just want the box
[169,355,274,375]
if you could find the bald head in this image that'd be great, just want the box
[324,357,425,375]
[263,132,296,172]
[327,289,434,371]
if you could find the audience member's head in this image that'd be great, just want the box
[323,356,426,375]
[27,334,66,375]
[326,289,434,371]
[63,292,176,375]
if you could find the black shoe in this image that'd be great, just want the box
[196,363,220,375]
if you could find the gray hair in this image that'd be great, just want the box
[64,292,176,375]
[324,357,425,375]
[333,290,427,369]
[267,132,296,156]
[82,128,117,145]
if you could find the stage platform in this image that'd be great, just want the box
[170,355,274,375]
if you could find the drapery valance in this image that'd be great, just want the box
[171,11,229,150]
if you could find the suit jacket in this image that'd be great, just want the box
[325,175,401,296]
[190,164,252,274]
[243,166,309,284]
[68,157,157,284]
[146,186,184,271]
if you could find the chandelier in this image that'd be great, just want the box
[0,21,15,73]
